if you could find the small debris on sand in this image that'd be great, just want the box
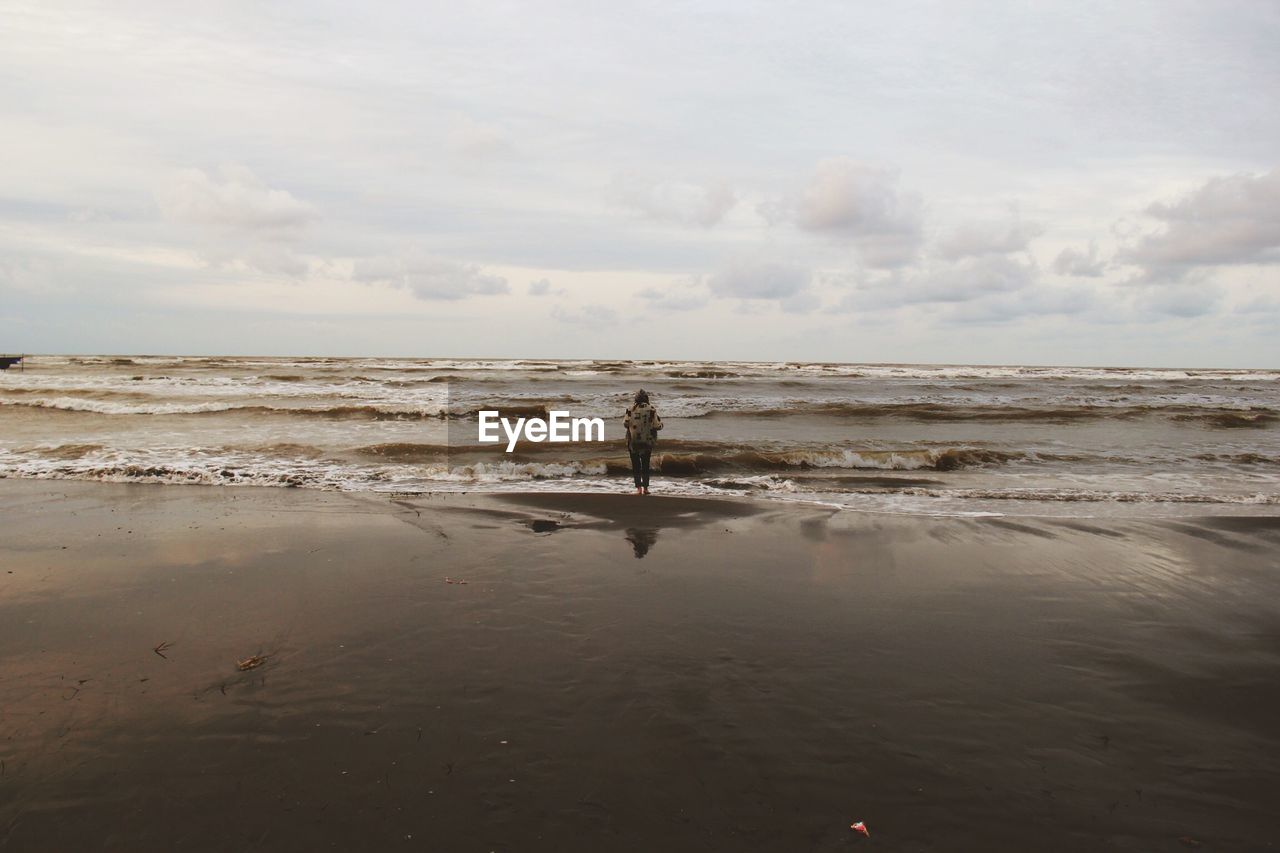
[237,655,267,671]
[527,519,561,533]
[444,577,468,585]
[153,641,173,659]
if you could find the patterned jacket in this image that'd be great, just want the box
[623,402,663,449]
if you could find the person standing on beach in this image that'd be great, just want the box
[624,389,663,495]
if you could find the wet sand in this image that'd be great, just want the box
[1,480,1278,851]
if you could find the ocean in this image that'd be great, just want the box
[1,355,1277,517]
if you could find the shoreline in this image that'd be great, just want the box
[1,471,1277,521]
[4,356,1276,519]
[2,479,1278,851]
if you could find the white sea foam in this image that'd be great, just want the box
[1,397,244,415]
[3,356,1276,517]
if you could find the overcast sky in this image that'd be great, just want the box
[2,0,1278,365]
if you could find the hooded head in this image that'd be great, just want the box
[634,389,650,405]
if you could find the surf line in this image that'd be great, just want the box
[477,411,606,452]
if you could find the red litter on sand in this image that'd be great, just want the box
[851,821,870,837]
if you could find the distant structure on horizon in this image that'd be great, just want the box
[0,355,25,371]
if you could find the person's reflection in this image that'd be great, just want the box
[624,527,659,559]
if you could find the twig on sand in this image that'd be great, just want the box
[153,641,173,659]
[237,655,267,671]
[444,577,468,585]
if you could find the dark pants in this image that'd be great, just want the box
[629,446,653,488]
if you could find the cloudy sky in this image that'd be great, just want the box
[2,0,1278,365]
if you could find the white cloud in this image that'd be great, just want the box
[4,3,1278,363]
[708,258,811,301]
[790,158,923,268]
[1053,242,1107,277]
[1234,295,1280,315]
[448,115,513,160]
[353,253,508,301]
[847,254,1038,310]
[1137,280,1222,318]
[156,165,317,230]
[1120,168,1280,280]
[551,303,619,325]
[528,278,556,296]
[851,232,924,270]
[203,245,311,278]
[613,176,737,227]
[637,279,710,311]
[947,284,1098,325]
[936,214,1044,259]
[0,253,65,295]
[779,290,822,314]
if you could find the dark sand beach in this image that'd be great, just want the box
[1,479,1278,851]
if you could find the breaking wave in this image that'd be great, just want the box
[701,402,1279,427]
[648,447,1024,475]
[4,356,1276,515]
[665,370,740,379]
[1171,410,1278,429]
[1192,452,1280,465]
[893,488,1280,505]
[1,397,246,415]
[0,399,447,419]
[351,442,452,461]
